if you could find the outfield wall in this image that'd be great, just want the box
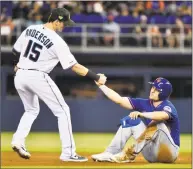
[1,98,192,133]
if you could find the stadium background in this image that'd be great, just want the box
[1,1,192,168]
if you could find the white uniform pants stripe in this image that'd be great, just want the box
[43,74,73,157]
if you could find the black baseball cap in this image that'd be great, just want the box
[48,8,75,26]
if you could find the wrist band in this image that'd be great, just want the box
[86,70,100,81]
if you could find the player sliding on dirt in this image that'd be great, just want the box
[92,76,180,163]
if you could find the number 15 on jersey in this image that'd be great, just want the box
[24,40,43,62]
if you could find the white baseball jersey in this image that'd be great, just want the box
[13,24,77,73]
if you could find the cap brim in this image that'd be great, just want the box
[64,19,75,26]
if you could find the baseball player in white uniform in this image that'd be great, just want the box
[11,8,106,162]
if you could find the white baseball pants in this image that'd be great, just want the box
[12,69,76,159]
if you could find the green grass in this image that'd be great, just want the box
[2,133,191,168]
[1,132,191,153]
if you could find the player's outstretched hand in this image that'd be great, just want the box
[95,81,100,86]
[95,73,107,85]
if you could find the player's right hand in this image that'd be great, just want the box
[129,111,142,120]
[96,73,107,85]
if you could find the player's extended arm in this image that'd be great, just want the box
[129,111,169,121]
[71,63,106,85]
[71,63,89,76]
[96,84,133,110]
[140,111,169,121]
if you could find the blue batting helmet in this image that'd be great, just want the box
[149,77,173,100]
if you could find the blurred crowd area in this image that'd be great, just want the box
[1,1,192,99]
[1,1,192,48]
[5,74,143,98]
[6,74,191,98]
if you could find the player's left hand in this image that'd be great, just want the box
[14,65,19,73]
[129,111,143,120]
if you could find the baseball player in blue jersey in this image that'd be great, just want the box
[92,77,180,163]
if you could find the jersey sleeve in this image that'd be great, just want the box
[163,105,176,120]
[13,29,27,53]
[53,38,77,70]
[127,98,145,111]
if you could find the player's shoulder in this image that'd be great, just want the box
[163,100,175,107]
[26,24,41,29]
[54,33,68,45]
[162,100,177,113]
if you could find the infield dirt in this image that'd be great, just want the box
[2,152,191,167]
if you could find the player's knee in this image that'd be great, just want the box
[60,105,70,115]
[34,109,40,116]
[26,108,40,117]
[156,123,169,132]
[54,105,70,117]
[151,129,165,141]
[64,105,70,114]
[154,129,167,140]
[32,110,39,117]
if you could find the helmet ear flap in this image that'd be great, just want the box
[158,92,164,101]
[158,87,172,100]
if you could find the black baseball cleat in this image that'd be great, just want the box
[60,154,88,162]
[12,145,31,159]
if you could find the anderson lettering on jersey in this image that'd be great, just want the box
[25,28,54,49]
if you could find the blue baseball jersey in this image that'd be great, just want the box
[128,98,180,147]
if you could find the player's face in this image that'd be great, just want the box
[54,21,65,32]
[57,22,65,32]
[149,86,159,101]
